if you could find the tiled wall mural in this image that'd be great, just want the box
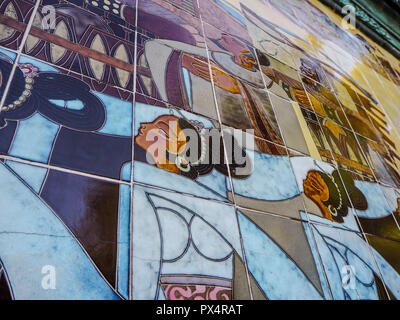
[0,0,400,300]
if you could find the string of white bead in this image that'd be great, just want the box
[1,77,33,112]
[192,132,207,165]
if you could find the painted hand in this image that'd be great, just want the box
[304,170,333,222]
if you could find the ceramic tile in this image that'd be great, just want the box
[237,208,327,299]
[354,180,400,243]
[53,0,137,29]
[257,49,304,102]
[228,137,310,221]
[2,0,400,301]
[243,8,299,70]
[21,0,136,91]
[133,95,233,203]
[198,0,252,45]
[0,46,18,114]
[300,106,377,179]
[131,183,240,300]
[210,64,284,146]
[0,0,38,51]
[135,35,219,121]
[290,155,364,233]
[0,52,133,181]
[0,160,130,299]
[353,133,400,188]
[137,0,203,45]
[268,92,316,155]
[291,106,400,237]
[366,234,400,299]
[301,74,353,130]
[305,222,398,300]
[295,151,400,244]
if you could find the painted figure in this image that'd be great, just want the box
[0,54,131,299]
[133,103,400,300]
[1,0,400,301]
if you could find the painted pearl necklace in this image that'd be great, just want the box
[1,77,34,112]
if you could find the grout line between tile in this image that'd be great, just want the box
[0,153,131,185]
[303,36,394,300]
[129,0,139,301]
[197,0,254,300]
[0,0,41,111]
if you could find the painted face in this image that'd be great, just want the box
[304,170,333,221]
[396,199,400,216]
[135,115,187,162]
[218,34,257,71]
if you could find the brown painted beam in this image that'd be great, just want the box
[0,14,134,72]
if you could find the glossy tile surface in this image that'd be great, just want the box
[1,0,400,300]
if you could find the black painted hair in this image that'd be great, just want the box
[0,58,105,131]
[320,169,367,223]
[168,118,251,180]
[256,48,271,68]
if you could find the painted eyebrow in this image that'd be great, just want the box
[157,120,179,137]
[154,125,169,138]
